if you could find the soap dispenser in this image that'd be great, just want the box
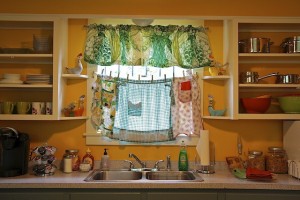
[101,148,110,170]
[178,140,188,171]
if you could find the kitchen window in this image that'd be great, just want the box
[84,19,212,146]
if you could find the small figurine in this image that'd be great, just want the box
[208,95,226,116]
[66,53,83,74]
[62,95,85,117]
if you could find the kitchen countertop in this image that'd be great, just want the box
[1,167,300,190]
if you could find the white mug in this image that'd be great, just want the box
[32,102,45,115]
[45,102,52,115]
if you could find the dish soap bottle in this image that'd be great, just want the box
[101,148,110,170]
[82,148,94,170]
[178,140,188,171]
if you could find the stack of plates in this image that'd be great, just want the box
[25,74,52,85]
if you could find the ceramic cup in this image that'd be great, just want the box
[17,102,31,114]
[45,102,52,115]
[3,101,15,114]
[32,102,45,115]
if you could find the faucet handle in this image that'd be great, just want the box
[124,160,135,170]
[154,160,164,170]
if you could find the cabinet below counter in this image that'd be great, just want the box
[1,168,300,200]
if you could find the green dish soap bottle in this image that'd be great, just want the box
[178,140,188,171]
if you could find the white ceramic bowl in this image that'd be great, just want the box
[3,73,21,80]
[79,163,91,172]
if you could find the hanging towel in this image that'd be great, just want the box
[171,75,202,137]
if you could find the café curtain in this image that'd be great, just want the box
[84,24,212,68]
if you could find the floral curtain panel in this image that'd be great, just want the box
[84,24,212,68]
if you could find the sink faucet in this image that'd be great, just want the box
[129,153,146,168]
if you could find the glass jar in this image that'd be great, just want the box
[247,150,265,171]
[64,149,81,171]
[266,147,288,174]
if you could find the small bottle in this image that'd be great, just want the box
[82,148,94,170]
[178,140,188,171]
[101,148,110,170]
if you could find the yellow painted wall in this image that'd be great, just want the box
[0,1,292,163]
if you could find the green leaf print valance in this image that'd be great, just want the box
[84,24,212,68]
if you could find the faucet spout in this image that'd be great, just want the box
[129,153,146,168]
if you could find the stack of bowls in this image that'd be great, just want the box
[0,74,23,84]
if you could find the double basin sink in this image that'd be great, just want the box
[84,170,204,182]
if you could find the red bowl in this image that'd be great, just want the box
[241,98,271,113]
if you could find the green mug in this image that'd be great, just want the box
[17,102,31,114]
[3,102,15,114]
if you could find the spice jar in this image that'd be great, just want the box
[64,149,81,171]
[266,147,288,174]
[247,150,265,171]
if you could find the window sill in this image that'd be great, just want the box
[84,133,199,146]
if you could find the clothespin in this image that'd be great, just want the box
[138,74,141,80]
[164,74,166,82]
[127,74,129,82]
[183,70,185,77]
[151,75,153,83]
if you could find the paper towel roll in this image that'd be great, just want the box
[196,130,210,166]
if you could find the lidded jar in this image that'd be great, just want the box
[64,149,81,171]
[247,150,265,171]
[266,147,288,174]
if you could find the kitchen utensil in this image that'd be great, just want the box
[240,72,278,84]
[277,95,300,113]
[280,36,300,53]
[241,97,271,113]
[276,74,300,84]
[239,38,273,53]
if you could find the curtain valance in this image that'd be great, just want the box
[84,24,212,68]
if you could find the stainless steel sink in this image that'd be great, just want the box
[84,170,143,181]
[145,171,204,182]
[84,170,204,182]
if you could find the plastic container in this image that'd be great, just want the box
[63,154,73,173]
[101,149,110,170]
[82,148,94,170]
[247,150,265,171]
[178,140,188,171]
[266,147,288,174]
